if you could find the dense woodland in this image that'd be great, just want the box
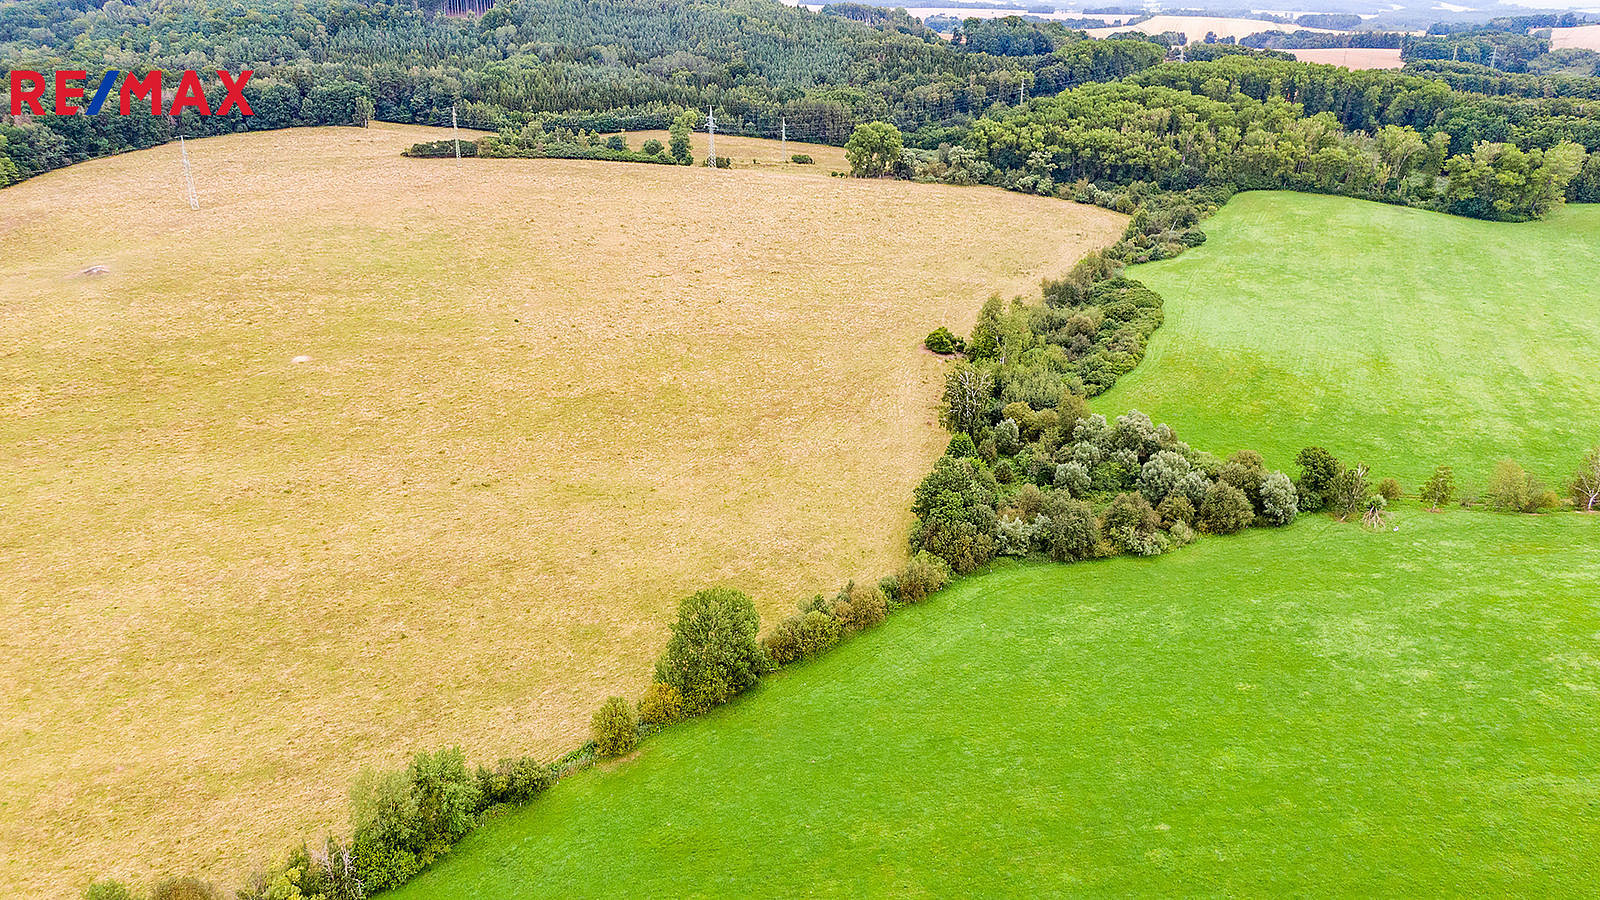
[4,0,1599,222]
[0,0,1161,183]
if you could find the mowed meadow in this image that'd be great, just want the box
[0,124,1125,896]
[1098,192,1600,488]
[393,509,1600,898]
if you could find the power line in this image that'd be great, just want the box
[451,102,462,168]
[179,134,199,210]
[706,105,716,167]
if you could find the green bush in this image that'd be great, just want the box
[832,582,888,633]
[149,877,222,900]
[350,836,420,893]
[669,111,694,164]
[592,696,639,758]
[1294,446,1341,510]
[763,609,843,665]
[924,325,964,354]
[348,747,481,892]
[1378,477,1402,501]
[1258,470,1298,526]
[638,682,684,725]
[896,552,952,604]
[1041,493,1101,562]
[642,138,665,156]
[1486,459,1556,512]
[1156,493,1195,527]
[1420,465,1457,510]
[654,588,773,715]
[475,756,553,808]
[791,153,814,164]
[1199,480,1254,534]
[604,134,627,151]
[237,846,345,900]
[83,880,137,900]
[402,139,479,158]
[1101,492,1167,556]
[1326,464,1370,520]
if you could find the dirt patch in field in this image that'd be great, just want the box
[0,123,1125,897]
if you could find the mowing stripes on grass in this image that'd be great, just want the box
[1096,192,1600,489]
[392,509,1600,898]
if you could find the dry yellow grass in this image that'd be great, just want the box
[1290,48,1405,70]
[624,129,849,171]
[1549,24,1600,51]
[0,123,1124,897]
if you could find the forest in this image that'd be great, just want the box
[0,0,1160,183]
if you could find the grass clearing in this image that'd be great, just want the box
[0,123,1124,896]
[392,508,1600,897]
[1096,191,1600,488]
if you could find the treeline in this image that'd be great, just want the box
[950,80,1590,221]
[0,0,1166,185]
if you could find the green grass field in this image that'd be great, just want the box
[391,508,1600,897]
[1096,193,1600,488]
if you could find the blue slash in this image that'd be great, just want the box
[86,70,120,115]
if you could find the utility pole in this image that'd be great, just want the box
[451,103,462,167]
[706,106,716,167]
[179,134,199,210]
[781,116,787,159]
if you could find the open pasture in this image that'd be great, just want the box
[1096,192,1600,489]
[393,508,1600,897]
[0,123,1124,896]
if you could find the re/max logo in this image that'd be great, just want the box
[8,70,254,117]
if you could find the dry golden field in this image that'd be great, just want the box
[0,123,1124,896]
[624,129,849,171]
[1549,24,1600,51]
[1290,48,1405,70]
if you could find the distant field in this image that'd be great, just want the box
[1290,47,1404,69]
[1088,14,1344,41]
[623,129,847,171]
[393,508,1600,898]
[1096,192,1600,489]
[0,124,1124,896]
[1550,24,1600,51]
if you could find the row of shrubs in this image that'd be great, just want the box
[399,140,479,159]
[83,556,954,900]
[909,405,1302,576]
[1412,453,1600,514]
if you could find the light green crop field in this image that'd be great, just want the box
[393,508,1600,897]
[1096,193,1600,489]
